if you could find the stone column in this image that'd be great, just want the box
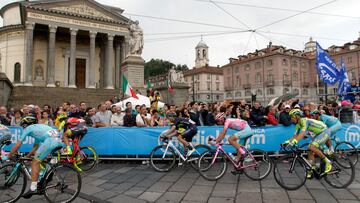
[24,22,35,86]
[46,25,57,87]
[115,40,121,89]
[69,28,77,88]
[104,34,114,89]
[88,31,97,88]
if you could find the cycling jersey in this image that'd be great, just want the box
[320,114,339,127]
[20,124,60,144]
[172,118,197,142]
[224,118,247,131]
[295,118,327,138]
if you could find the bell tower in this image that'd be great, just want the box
[195,37,209,68]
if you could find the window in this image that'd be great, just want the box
[255,72,262,83]
[283,73,289,81]
[197,82,200,91]
[282,59,288,66]
[267,72,274,81]
[216,95,220,100]
[267,59,273,66]
[207,82,211,90]
[245,64,250,71]
[245,89,251,96]
[216,82,220,91]
[319,89,324,94]
[348,56,353,63]
[267,88,275,95]
[207,95,210,100]
[207,74,210,80]
[256,89,262,95]
[227,68,231,74]
[293,71,298,81]
[333,88,338,94]
[235,66,240,73]
[14,62,21,83]
[283,88,289,94]
[185,77,187,82]
[246,73,249,84]
[292,60,298,67]
[226,92,232,98]
[255,62,261,69]
[294,89,299,94]
[216,75,219,80]
[302,88,308,95]
[235,91,241,98]
[236,76,241,87]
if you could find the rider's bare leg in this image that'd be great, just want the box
[309,144,325,159]
[228,135,242,158]
[176,134,189,149]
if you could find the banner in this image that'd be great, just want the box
[4,124,360,156]
[338,57,351,99]
[316,42,340,85]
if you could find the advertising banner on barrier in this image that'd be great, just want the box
[4,124,360,156]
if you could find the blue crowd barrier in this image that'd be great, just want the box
[4,124,360,156]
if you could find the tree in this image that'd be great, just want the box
[144,59,188,79]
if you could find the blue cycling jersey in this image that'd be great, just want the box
[320,114,339,127]
[20,124,59,144]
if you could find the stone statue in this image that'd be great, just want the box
[169,66,185,83]
[34,60,44,81]
[129,21,143,55]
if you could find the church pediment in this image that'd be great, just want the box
[26,0,130,24]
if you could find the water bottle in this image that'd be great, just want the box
[228,153,237,161]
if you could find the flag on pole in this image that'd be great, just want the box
[338,57,351,99]
[146,80,153,93]
[167,80,174,93]
[122,75,139,99]
[316,42,341,85]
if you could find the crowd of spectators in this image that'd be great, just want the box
[0,97,359,128]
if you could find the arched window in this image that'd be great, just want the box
[255,73,262,83]
[235,91,241,98]
[14,62,21,83]
[236,76,241,87]
[293,71,298,81]
[202,49,206,58]
[267,88,275,95]
[283,87,289,94]
[245,89,251,96]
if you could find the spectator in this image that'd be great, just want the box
[339,100,353,123]
[203,104,216,126]
[123,108,136,127]
[39,111,54,126]
[68,104,81,118]
[105,100,113,110]
[95,103,112,127]
[250,101,267,126]
[149,91,161,109]
[10,109,23,126]
[84,107,96,127]
[151,109,163,126]
[110,105,117,114]
[345,79,359,103]
[266,105,278,126]
[279,105,292,126]
[136,105,151,127]
[135,105,141,114]
[0,106,10,126]
[126,102,137,116]
[189,102,200,126]
[110,106,124,126]
[182,108,190,119]
[167,105,177,117]
[303,105,311,118]
[34,105,42,120]
[79,101,87,118]
[215,106,226,125]
[62,101,70,112]
[242,110,256,127]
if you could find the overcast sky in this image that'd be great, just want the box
[1,0,360,68]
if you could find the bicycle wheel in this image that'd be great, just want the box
[273,154,307,190]
[43,163,81,203]
[334,141,358,168]
[324,158,355,189]
[0,163,27,203]
[150,145,176,172]
[198,150,227,181]
[73,146,98,172]
[188,144,211,170]
[243,149,272,181]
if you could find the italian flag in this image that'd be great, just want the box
[147,80,153,93]
[167,80,174,93]
[122,75,139,99]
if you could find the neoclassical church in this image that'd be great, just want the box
[0,0,139,90]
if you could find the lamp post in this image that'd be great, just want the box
[192,73,195,102]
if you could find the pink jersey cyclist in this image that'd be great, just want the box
[223,118,254,145]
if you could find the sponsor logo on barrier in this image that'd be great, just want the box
[345,125,360,148]
[10,128,35,145]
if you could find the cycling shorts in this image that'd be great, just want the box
[179,126,198,142]
[310,129,330,148]
[235,124,254,145]
[328,121,342,136]
[34,138,64,161]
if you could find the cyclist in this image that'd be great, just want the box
[161,116,197,156]
[310,109,342,155]
[0,124,12,157]
[58,117,87,155]
[284,109,332,178]
[1,116,63,198]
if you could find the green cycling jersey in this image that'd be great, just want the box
[295,117,327,138]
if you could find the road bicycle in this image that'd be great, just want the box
[150,135,211,172]
[273,144,355,190]
[197,136,272,181]
[299,133,358,168]
[57,133,98,172]
[0,147,82,203]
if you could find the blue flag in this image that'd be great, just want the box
[316,43,340,85]
[338,57,351,98]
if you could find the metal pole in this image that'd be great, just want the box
[325,83,328,104]
[192,73,195,102]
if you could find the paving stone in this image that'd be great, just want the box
[208,197,234,203]
[115,166,135,173]
[169,177,197,192]
[92,190,119,200]
[99,183,119,190]
[237,180,260,193]
[349,189,360,198]
[262,188,289,201]
[160,174,181,182]
[212,183,237,197]
[112,182,138,193]
[147,181,173,192]
[80,184,104,195]
[136,177,163,187]
[287,187,313,200]
[88,178,108,187]
[124,186,148,197]
[156,192,186,203]
[194,176,216,186]
[108,194,147,203]
[290,200,316,203]
[327,189,357,200]
[89,169,113,178]
[218,173,239,184]
[261,178,280,188]
[138,191,163,202]
[236,192,262,203]
[183,185,213,202]
[304,180,325,189]
[348,183,360,189]
[127,174,149,183]
[309,189,337,203]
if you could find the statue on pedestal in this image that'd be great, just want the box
[129,21,144,55]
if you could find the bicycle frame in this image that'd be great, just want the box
[162,138,187,162]
[61,137,82,163]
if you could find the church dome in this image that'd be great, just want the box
[304,37,316,53]
[196,40,208,48]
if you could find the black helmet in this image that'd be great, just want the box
[19,116,38,128]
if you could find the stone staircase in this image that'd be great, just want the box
[8,86,122,109]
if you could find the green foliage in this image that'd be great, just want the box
[144,59,188,79]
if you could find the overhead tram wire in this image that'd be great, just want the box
[255,0,338,30]
[194,0,360,20]
[243,32,254,55]
[145,30,233,36]
[255,31,303,50]
[256,30,350,42]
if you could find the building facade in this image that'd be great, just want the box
[183,40,224,102]
[0,0,135,90]
[222,35,360,104]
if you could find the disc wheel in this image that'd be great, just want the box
[150,145,176,172]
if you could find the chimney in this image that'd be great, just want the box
[358,31,360,40]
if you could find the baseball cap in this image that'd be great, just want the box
[294,104,300,109]
[285,105,291,109]
[341,100,351,106]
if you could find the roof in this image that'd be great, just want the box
[196,40,208,48]
[183,66,223,76]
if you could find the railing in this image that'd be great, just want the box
[265,80,274,87]
[243,83,251,89]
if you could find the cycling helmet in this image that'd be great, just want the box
[58,113,68,122]
[289,109,303,117]
[70,126,88,138]
[19,116,38,128]
[310,109,320,115]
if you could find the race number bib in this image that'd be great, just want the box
[47,129,59,138]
